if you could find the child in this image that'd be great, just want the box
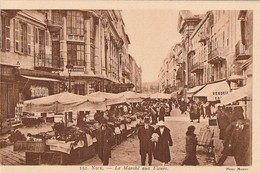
[182,125,199,166]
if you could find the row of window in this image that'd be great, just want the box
[0,15,50,56]
[0,13,121,75]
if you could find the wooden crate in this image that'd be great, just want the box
[14,141,47,153]
[26,151,67,165]
[25,145,96,165]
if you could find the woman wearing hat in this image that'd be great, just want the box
[154,120,173,165]
[181,125,199,166]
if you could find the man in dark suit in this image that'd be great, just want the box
[158,104,165,121]
[138,117,155,166]
[96,120,114,165]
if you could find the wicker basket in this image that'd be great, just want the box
[14,141,47,153]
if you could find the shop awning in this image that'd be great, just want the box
[21,75,60,82]
[194,80,230,101]
[220,83,252,105]
[187,85,205,94]
[228,74,244,81]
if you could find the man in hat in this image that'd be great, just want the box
[138,116,155,166]
[158,103,166,121]
[96,120,114,165]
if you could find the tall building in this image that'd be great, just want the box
[159,10,252,104]
[177,11,204,96]
[0,10,62,120]
[0,10,142,120]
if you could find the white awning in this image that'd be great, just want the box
[187,85,205,94]
[21,75,60,82]
[220,83,252,105]
[228,74,244,81]
[194,80,230,101]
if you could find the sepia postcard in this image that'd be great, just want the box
[0,0,259,173]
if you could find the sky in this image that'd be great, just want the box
[122,10,181,83]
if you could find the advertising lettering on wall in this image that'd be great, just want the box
[30,85,49,98]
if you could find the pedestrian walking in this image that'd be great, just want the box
[138,117,155,166]
[210,104,216,117]
[194,103,200,123]
[182,125,199,166]
[96,120,114,165]
[158,104,165,121]
[217,119,249,166]
[189,102,195,122]
[200,102,205,119]
[150,105,158,124]
[216,106,230,140]
[169,99,172,114]
[183,100,187,115]
[154,121,173,165]
[205,102,211,119]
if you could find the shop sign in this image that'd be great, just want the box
[30,85,49,98]
[212,91,229,101]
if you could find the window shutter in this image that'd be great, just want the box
[45,30,49,46]
[35,27,38,44]
[4,17,10,51]
[27,24,31,55]
[14,18,20,53]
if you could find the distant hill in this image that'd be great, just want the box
[142,82,159,94]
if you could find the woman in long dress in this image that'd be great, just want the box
[154,121,173,165]
[182,125,199,166]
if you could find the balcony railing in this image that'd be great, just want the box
[235,40,251,60]
[198,33,208,45]
[34,53,64,70]
[191,62,203,73]
[208,48,225,64]
[47,20,62,33]
[67,59,85,67]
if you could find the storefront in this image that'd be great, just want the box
[193,80,230,102]
[0,64,20,119]
[18,69,63,101]
[186,85,205,98]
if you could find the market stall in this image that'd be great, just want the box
[88,91,127,106]
[13,123,98,165]
[150,93,171,99]
[117,91,143,103]
[15,91,144,165]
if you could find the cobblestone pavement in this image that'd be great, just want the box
[82,108,215,166]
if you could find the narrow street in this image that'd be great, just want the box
[0,108,215,166]
[82,108,215,166]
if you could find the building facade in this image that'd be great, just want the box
[0,10,142,120]
[159,10,252,103]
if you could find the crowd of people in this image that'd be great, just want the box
[88,99,174,165]
[174,96,250,166]
[84,95,249,166]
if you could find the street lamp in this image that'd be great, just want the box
[66,62,73,93]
